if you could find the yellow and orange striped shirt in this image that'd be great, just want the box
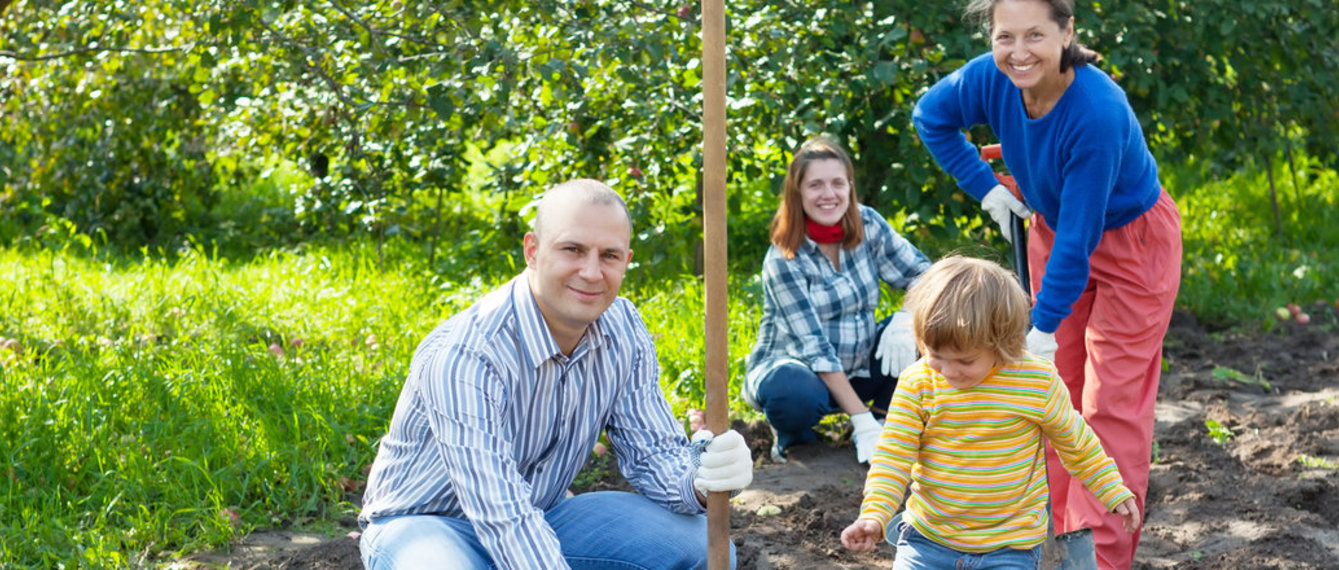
[859,354,1133,552]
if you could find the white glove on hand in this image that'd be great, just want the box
[691,429,753,494]
[981,184,1033,243]
[851,412,883,464]
[875,310,917,377]
[1026,327,1058,362]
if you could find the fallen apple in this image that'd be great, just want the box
[1275,307,1291,321]
[1288,303,1301,316]
[1296,313,1311,325]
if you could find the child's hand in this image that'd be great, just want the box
[840,519,884,553]
[1113,497,1141,533]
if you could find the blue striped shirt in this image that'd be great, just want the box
[745,205,930,406]
[359,273,701,569]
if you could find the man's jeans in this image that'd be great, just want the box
[359,491,734,569]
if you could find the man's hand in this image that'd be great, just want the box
[1114,497,1142,534]
[875,310,917,377]
[851,411,882,464]
[981,184,1032,243]
[841,518,884,553]
[1026,327,1057,361]
[691,429,753,494]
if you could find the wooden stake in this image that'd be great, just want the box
[701,0,730,568]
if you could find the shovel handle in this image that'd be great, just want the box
[980,144,1031,297]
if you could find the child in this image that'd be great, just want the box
[841,256,1139,568]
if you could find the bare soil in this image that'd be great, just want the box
[184,307,1339,569]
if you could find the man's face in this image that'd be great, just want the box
[524,202,633,348]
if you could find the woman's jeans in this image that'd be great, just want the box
[755,319,898,453]
[359,491,733,569]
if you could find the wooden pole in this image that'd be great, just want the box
[700,0,730,568]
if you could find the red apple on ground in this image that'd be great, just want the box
[1288,303,1301,316]
[1296,313,1311,325]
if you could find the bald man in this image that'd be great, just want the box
[358,179,752,569]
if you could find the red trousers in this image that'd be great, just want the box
[1030,189,1182,570]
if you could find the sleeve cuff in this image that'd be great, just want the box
[680,472,708,514]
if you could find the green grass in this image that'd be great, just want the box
[0,241,487,566]
[1,156,1337,566]
[1168,154,1339,329]
[0,238,768,567]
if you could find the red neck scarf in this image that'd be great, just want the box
[805,217,845,244]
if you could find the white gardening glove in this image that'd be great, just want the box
[691,429,753,494]
[850,411,883,464]
[875,310,917,377]
[1026,327,1058,362]
[981,184,1033,243]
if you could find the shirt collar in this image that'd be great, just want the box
[511,272,607,370]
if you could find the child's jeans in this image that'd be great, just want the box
[890,518,1041,570]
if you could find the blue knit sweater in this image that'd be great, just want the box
[913,53,1161,332]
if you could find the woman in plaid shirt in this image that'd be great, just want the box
[745,137,932,464]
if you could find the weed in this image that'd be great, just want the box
[1205,419,1236,444]
[1296,455,1339,470]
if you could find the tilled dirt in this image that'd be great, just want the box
[185,308,1339,569]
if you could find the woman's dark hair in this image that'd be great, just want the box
[963,0,1100,72]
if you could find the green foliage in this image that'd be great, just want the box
[15,0,1339,259]
[0,242,484,566]
[1084,0,1339,170]
[635,274,765,414]
[1204,419,1235,444]
[1209,365,1271,391]
[1168,156,1339,329]
[1296,455,1339,470]
[1,0,220,245]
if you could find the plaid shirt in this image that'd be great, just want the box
[745,205,930,407]
[359,274,700,569]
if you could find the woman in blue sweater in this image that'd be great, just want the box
[911,1,1181,567]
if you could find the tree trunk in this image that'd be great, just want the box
[1283,139,1304,213]
[1264,153,1282,235]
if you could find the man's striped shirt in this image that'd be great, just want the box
[359,274,701,569]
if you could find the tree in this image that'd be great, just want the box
[4,0,1337,260]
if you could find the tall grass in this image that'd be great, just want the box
[0,240,500,566]
[1167,155,1339,328]
[1,157,1335,566]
